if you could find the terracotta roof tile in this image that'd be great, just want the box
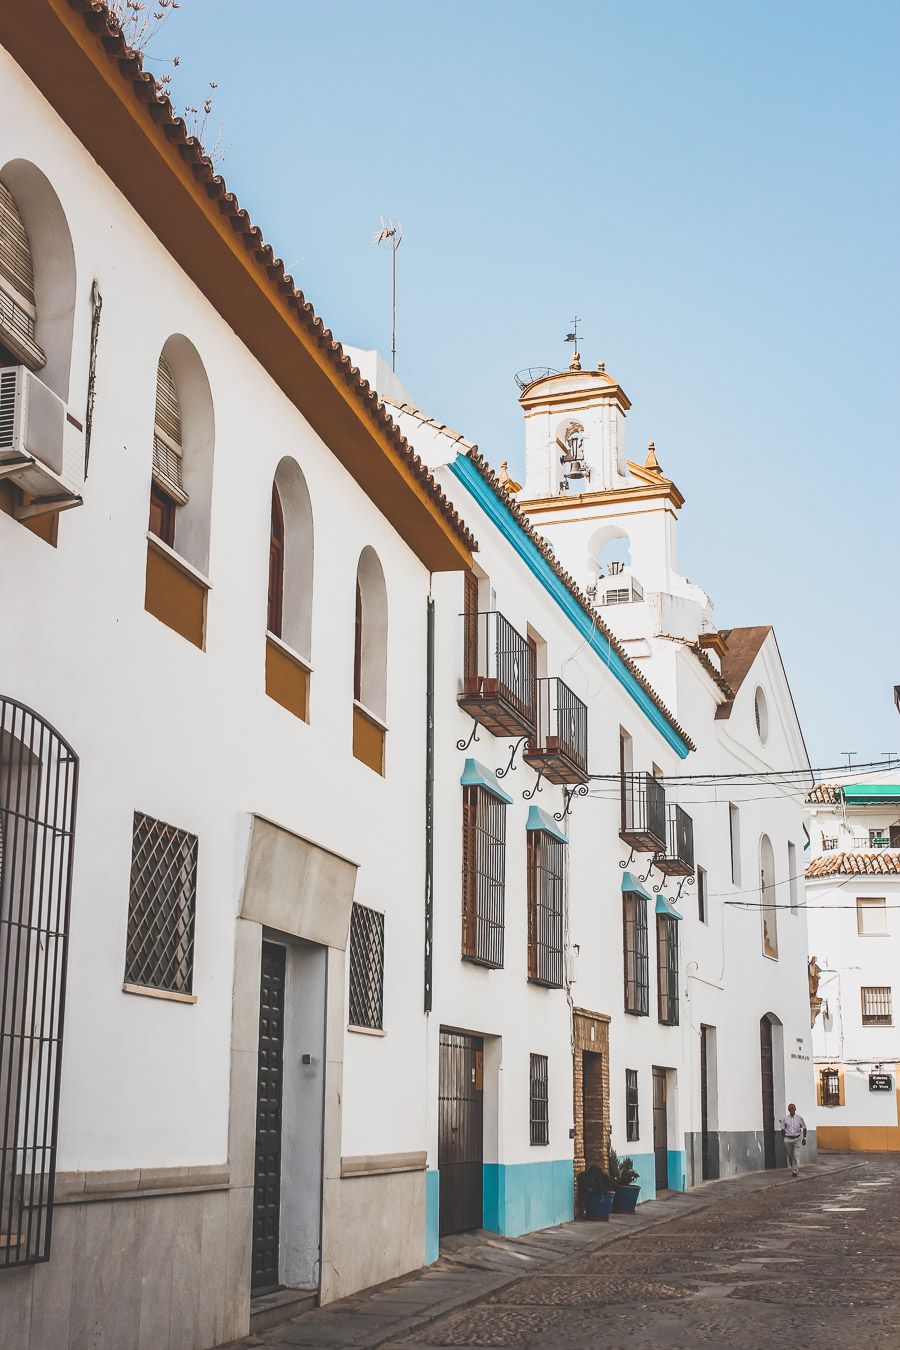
[65,1,477,558]
[805,783,842,805]
[806,851,900,878]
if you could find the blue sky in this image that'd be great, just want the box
[159,0,899,768]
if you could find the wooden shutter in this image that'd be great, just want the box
[526,830,538,979]
[152,357,189,504]
[268,484,285,637]
[463,570,479,687]
[0,180,45,370]
[353,580,363,702]
[461,785,478,957]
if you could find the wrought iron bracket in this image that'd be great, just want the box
[619,846,636,871]
[637,856,658,886]
[674,874,696,906]
[554,783,589,822]
[456,718,481,752]
[523,764,544,800]
[496,735,529,780]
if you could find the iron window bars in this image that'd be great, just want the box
[623,891,649,1016]
[523,677,588,785]
[529,1053,549,1146]
[461,785,506,968]
[458,610,536,739]
[125,813,197,995]
[0,697,78,1270]
[656,914,679,1026]
[697,866,707,923]
[625,1069,640,1142]
[527,831,565,988]
[348,902,385,1030]
[655,804,695,877]
[821,1068,841,1108]
[620,772,667,854]
[861,986,892,1026]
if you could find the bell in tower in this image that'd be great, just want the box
[517,357,632,502]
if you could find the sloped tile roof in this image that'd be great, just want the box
[806,851,900,878]
[805,783,842,805]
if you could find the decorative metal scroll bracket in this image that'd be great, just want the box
[496,735,529,780]
[674,874,696,906]
[554,783,589,822]
[456,718,481,752]
[523,764,544,800]
[637,856,658,886]
[619,847,636,871]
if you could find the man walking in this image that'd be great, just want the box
[780,1102,808,1177]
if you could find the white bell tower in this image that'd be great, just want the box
[519,353,632,501]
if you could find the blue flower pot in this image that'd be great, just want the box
[613,1184,641,1214]
[587,1191,615,1221]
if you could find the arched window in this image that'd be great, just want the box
[352,547,387,774]
[149,355,187,547]
[760,834,777,959]
[264,457,314,721]
[0,180,43,370]
[268,484,285,637]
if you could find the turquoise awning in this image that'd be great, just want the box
[526,805,568,844]
[656,893,684,921]
[621,871,653,903]
[843,784,900,805]
[460,758,514,805]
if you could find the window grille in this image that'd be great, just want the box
[697,865,707,923]
[529,1054,549,1146]
[527,830,564,987]
[125,813,197,994]
[626,1068,640,1141]
[461,785,505,968]
[348,902,385,1029]
[821,1068,841,1108]
[657,914,679,1025]
[861,986,892,1026]
[152,357,188,506]
[622,891,649,1015]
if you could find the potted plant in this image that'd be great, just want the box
[608,1148,641,1214]
[577,1164,615,1221]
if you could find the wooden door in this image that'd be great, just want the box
[760,1016,776,1169]
[652,1067,669,1191]
[438,1031,484,1235]
[252,942,286,1292]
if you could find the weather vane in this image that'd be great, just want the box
[564,316,581,349]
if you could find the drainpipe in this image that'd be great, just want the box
[84,279,102,477]
[424,594,435,1013]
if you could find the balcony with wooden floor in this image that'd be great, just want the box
[523,677,588,786]
[655,803,695,876]
[457,610,536,739]
[620,771,667,854]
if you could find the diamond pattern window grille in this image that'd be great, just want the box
[529,1053,549,1146]
[125,813,197,994]
[348,902,385,1030]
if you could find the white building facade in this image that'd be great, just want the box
[806,777,900,1151]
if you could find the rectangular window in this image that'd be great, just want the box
[527,830,565,987]
[787,841,799,914]
[657,914,679,1026]
[461,785,506,967]
[529,1053,549,1145]
[348,902,385,1030]
[728,804,741,885]
[870,829,890,849]
[625,1069,640,1142]
[125,812,198,994]
[857,898,888,936]
[623,891,649,1015]
[697,865,707,923]
[861,986,892,1026]
[821,1068,841,1107]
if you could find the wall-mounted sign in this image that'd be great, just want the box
[869,1073,893,1091]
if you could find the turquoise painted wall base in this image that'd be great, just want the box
[482,1160,574,1237]
[627,1150,687,1201]
[424,1169,440,1265]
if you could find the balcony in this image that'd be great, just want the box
[620,772,667,853]
[458,610,535,738]
[523,677,588,786]
[655,804,695,876]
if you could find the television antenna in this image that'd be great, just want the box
[373,219,402,372]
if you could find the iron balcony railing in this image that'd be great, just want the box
[459,610,536,737]
[656,804,695,876]
[620,771,667,853]
[523,677,588,785]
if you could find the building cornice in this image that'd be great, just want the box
[521,479,685,515]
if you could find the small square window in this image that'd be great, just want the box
[857,898,888,936]
[529,1054,549,1146]
[861,986,892,1026]
[348,903,385,1030]
[125,813,197,994]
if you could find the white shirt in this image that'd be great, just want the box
[780,1113,807,1137]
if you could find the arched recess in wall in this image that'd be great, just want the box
[0,160,77,403]
[150,334,215,574]
[587,523,635,602]
[268,456,314,658]
[354,546,388,719]
[759,834,777,959]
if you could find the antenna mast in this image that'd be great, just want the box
[373,219,403,372]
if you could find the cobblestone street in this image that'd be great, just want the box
[236,1156,900,1349]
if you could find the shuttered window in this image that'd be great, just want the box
[0,180,45,369]
[461,784,505,968]
[626,1068,640,1141]
[623,891,649,1015]
[152,357,189,505]
[527,830,564,988]
[861,986,892,1026]
[657,914,679,1026]
[268,484,285,637]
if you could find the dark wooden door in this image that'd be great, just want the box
[581,1051,605,1167]
[252,942,286,1292]
[700,1028,711,1180]
[760,1016,776,1169]
[652,1067,669,1191]
[438,1031,484,1235]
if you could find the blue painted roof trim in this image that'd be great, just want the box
[525,804,569,844]
[656,893,684,921]
[621,871,654,903]
[449,455,691,759]
[460,758,514,805]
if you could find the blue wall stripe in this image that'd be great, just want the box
[449,455,691,759]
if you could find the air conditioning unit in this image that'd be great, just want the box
[0,365,83,515]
